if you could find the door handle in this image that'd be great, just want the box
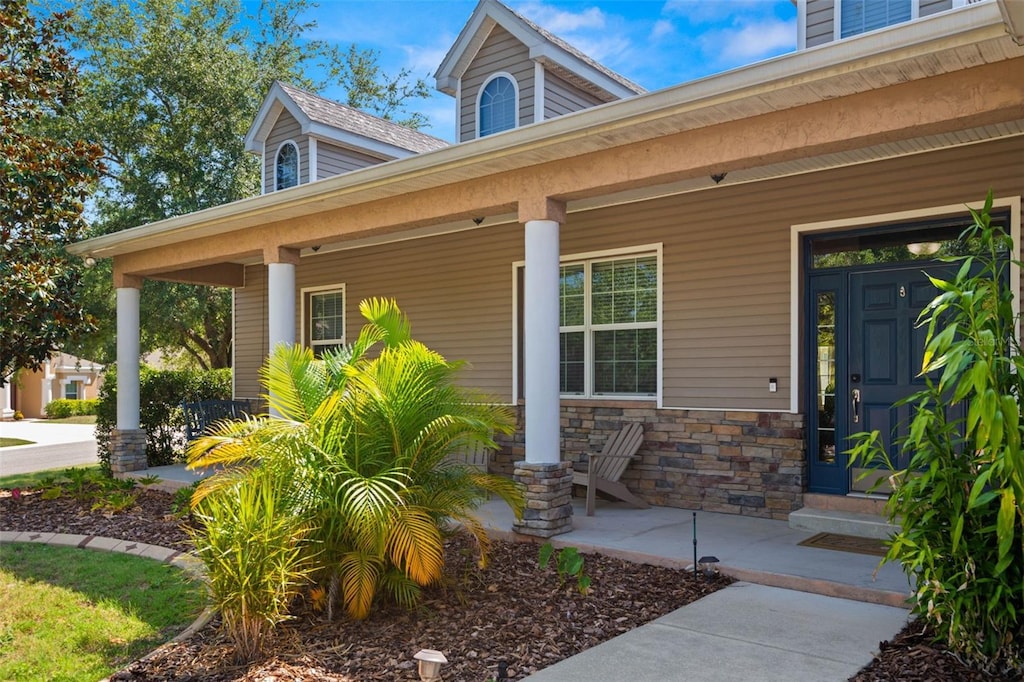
[851,388,861,424]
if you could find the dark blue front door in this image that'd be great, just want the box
[807,265,948,494]
[846,267,940,492]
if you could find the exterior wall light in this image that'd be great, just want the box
[907,242,941,256]
[84,256,96,268]
[414,648,448,681]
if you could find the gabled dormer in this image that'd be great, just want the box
[799,0,981,49]
[435,0,644,143]
[244,81,449,194]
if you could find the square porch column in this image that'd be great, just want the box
[514,198,573,538]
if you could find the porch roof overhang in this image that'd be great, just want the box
[68,0,1024,285]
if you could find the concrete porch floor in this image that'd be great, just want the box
[129,463,910,605]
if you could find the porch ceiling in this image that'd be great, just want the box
[68,1,1023,282]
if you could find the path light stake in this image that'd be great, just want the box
[414,649,447,682]
[496,660,509,680]
[692,512,698,579]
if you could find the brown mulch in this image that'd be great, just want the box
[0,485,728,681]
[1,485,1015,681]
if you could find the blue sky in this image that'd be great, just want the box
[262,0,798,142]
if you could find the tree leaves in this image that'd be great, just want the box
[0,0,104,383]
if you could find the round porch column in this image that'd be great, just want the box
[523,218,561,465]
[267,261,296,350]
[116,286,141,431]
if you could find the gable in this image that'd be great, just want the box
[460,25,535,142]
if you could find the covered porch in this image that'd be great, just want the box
[69,1,1024,537]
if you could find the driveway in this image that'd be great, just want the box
[0,420,99,476]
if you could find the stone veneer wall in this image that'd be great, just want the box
[492,402,806,521]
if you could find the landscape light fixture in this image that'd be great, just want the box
[698,555,720,578]
[414,648,448,681]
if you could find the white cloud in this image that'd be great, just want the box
[513,2,607,32]
[650,19,675,41]
[402,38,453,77]
[699,17,796,63]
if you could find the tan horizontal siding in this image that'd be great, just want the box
[231,136,1024,412]
[544,71,603,119]
[459,25,534,142]
[317,141,386,180]
[806,0,834,48]
[263,110,307,194]
[234,265,267,399]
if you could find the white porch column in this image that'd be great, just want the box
[514,198,573,538]
[116,285,141,430]
[267,262,296,351]
[523,218,561,465]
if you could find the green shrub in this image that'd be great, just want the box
[848,194,1023,675]
[187,471,314,662]
[44,400,75,419]
[189,298,524,632]
[95,366,232,472]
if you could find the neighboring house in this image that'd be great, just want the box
[69,0,1024,537]
[1,353,104,420]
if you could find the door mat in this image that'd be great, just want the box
[798,532,887,557]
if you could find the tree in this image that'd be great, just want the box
[0,0,104,384]
[56,0,432,368]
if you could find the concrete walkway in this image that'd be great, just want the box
[0,420,99,475]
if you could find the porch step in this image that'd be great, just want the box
[789,507,898,540]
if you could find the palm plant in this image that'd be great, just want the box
[188,298,524,622]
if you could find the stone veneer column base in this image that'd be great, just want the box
[110,429,148,474]
[512,461,573,538]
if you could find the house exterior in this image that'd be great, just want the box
[1,353,104,420]
[69,0,1024,537]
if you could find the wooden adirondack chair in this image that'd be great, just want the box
[572,422,649,516]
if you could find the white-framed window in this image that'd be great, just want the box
[303,285,345,358]
[275,140,300,191]
[515,247,661,400]
[64,381,81,400]
[836,0,914,39]
[477,73,518,138]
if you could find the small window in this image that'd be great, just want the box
[478,75,517,137]
[275,141,299,191]
[840,0,912,38]
[64,381,81,400]
[308,288,345,357]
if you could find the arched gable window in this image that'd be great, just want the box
[275,141,300,191]
[478,74,518,138]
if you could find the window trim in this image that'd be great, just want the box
[476,72,519,139]
[512,243,663,404]
[63,380,82,401]
[301,283,346,357]
[833,0,919,41]
[274,140,301,192]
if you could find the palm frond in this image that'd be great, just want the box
[338,551,383,620]
[260,343,327,422]
[378,568,422,610]
[385,506,445,585]
[359,297,412,347]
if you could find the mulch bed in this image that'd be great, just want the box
[0,485,1015,680]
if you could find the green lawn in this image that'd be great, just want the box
[0,466,102,491]
[0,438,33,448]
[0,543,204,681]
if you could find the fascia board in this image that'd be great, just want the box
[69,2,1012,259]
[999,0,1024,45]
[527,42,638,98]
[305,123,409,160]
[243,83,312,152]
